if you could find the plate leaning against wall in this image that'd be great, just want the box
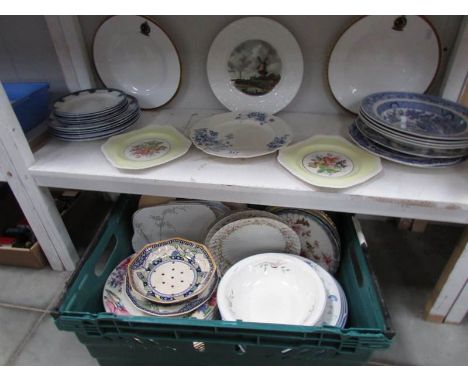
[207,17,303,113]
[328,15,441,114]
[189,112,293,158]
[93,16,181,109]
[278,135,382,188]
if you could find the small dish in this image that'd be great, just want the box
[217,253,327,326]
[101,124,191,170]
[277,135,382,188]
[128,238,217,304]
[189,112,292,158]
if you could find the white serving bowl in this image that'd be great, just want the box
[217,253,326,326]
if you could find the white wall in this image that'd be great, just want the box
[78,15,463,114]
[0,16,68,101]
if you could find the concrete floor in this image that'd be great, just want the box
[0,217,466,365]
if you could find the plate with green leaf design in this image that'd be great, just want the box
[277,135,382,188]
[101,124,191,170]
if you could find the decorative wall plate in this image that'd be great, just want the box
[93,16,181,109]
[103,256,218,319]
[217,253,326,326]
[360,92,468,141]
[272,208,341,274]
[53,88,127,117]
[101,124,191,170]
[207,217,301,274]
[348,122,466,168]
[205,209,283,245]
[128,238,217,304]
[278,135,382,188]
[328,16,440,114]
[190,112,292,158]
[132,203,216,252]
[207,17,303,113]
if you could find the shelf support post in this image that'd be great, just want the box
[0,84,78,271]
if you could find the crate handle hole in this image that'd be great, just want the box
[94,235,117,276]
[234,344,247,355]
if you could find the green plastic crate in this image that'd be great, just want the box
[53,195,394,365]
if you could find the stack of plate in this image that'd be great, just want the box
[103,238,218,319]
[217,253,347,328]
[204,209,302,275]
[266,207,341,274]
[49,88,140,141]
[349,92,468,168]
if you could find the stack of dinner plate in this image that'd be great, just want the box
[49,88,140,141]
[103,238,219,320]
[348,91,468,168]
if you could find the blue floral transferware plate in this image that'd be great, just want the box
[355,117,468,158]
[189,112,293,158]
[128,238,217,304]
[348,121,467,168]
[361,92,468,141]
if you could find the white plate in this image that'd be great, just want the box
[207,217,301,274]
[292,255,345,327]
[205,209,283,245]
[328,16,440,114]
[190,112,292,158]
[132,204,217,252]
[93,16,181,109]
[217,253,326,326]
[207,17,303,113]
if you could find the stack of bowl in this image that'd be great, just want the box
[102,238,218,320]
[217,252,348,328]
[348,91,468,168]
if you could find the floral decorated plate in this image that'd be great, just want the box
[272,208,341,274]
[125,271,219,317]
[132,203,217,253]
[277,135,382,188]
[207,17,303,114]
[101,124,191,170]
[128,238,217,304]
[189,112,292,158]
[207,217,301,274]
[217,253,326,326]
[102,255,218,318]
[348,122,467,168]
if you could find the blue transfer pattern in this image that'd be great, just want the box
[348,121,467,168]
[235,112,276,125]
[361,92,468,140]
[191,128,238,153]
[266,134,290,150]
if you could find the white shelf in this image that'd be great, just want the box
[29,109,468,224]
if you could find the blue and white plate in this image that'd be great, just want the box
[361,92,468,141]
[348,121,466,168]
[355,117,468,158]
[189,112,293,158]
